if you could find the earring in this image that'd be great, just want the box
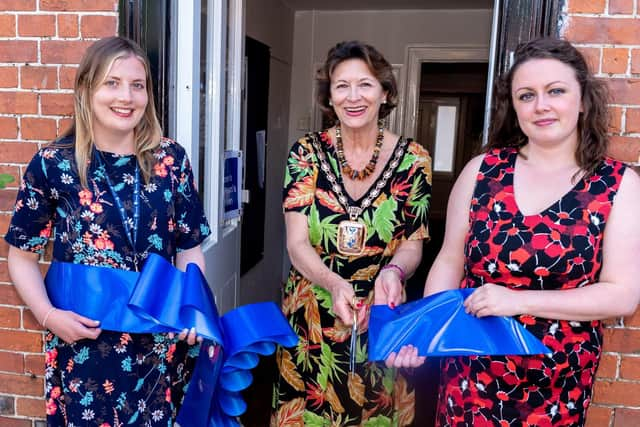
[329,100,333,106]
[382,99,387,104]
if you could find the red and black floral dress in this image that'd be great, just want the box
[437,148,625,427]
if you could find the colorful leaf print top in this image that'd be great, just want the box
[437,148,626,426]
[273,131,431,426]
[5,136,210,427]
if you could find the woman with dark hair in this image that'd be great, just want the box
[387,37,640,426]
[6,36,210,425]
[272,40,432,425]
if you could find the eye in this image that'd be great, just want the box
[517,92,534,102]
[334,83,348,89]
[549,87,565,95]
[104,79,118,87]
[360,82,373,88]
[132,82,146,90]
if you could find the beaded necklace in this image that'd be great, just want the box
[335,120,385,181]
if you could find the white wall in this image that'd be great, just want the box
[287,9,493,143]
[240,0,294,305]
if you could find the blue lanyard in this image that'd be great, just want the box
[95,150,141,269]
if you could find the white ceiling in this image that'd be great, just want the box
[281,0,494,11]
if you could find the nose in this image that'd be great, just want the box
[116,85,133,102]
[347,85,361,101]
[534,93,550,112]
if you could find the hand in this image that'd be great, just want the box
[374,268,404,308]
[385,345,426,368]
[463,284,522,317]
[329,280,358,326]
[168,327,202,345]
[45,309,102,344]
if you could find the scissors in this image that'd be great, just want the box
[349,297,358,373]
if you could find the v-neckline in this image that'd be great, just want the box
[508,150,584,218]
[328,133,404,204]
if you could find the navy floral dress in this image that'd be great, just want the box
[5,136,211,427]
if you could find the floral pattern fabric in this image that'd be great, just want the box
[272,131,432,426]
[5,136,211,427]
[437,148,625,427]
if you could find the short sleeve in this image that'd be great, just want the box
[401,142,432,241]
[171,145,211,250]
[282,136,319,214]
[5,149,57,254]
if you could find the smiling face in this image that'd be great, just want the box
[91,55,148,149]
[329,58,387,132]
[511,58,583,148]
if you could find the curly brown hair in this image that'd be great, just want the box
[487,37,609,175]
[316,40,397,125]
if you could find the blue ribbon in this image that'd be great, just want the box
[368,288,550,361]
[44,254,298,426]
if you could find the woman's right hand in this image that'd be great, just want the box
[45,309,102,344]
[385,344,426,368]
[329,280,360,326]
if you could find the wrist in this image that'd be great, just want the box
[381,263,406,282]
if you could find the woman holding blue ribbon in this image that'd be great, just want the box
[387,38,640,426]
[273,41,432,426]
[6,37,210,426]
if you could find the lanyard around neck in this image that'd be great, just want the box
[95,150,141,267]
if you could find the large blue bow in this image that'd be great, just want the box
[368,288,550,361]
[44,254,298,426]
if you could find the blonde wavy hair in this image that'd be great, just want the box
[60,36,162,187]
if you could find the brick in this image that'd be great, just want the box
[0,116,18,139]
[23,309,40,331]
[0,306,20,328]
[0,41,37,63]
[603,327,640,353]
[0,142,38,163]
[593,379,640,406]
[0,66,18,88]
[59,66,76,89]
[609,0,634,15]
[0,285,22,306]
[0,257,12,280]
[56,14,78,38]
[568,0,606,13]
[0,416,31,427]
[17,14,55,37]
[15,397,42,418]
[0,395,15,415]
[0,166,21,188]
[0,14,16,37]
[41,0,117,12]
[608,106,622,134]
[20,66,57,90]
[21,118,57,141]
[608,136,640,163]
[0,330,42,353]
[0,214,13,235]
[566,17,640,45]
[0,1,36,12]
[24,354,44,377]
[40,93,74,116]
[0,240,9,258]
[58,117,73,136]
[602,48,628,75]
[597,353,618,379]
[620,356,640,380]
[585,404,612,427]
[577,47,600,74]
[614,408,640,427]
[632,49,640,74]
[41,40,93,65]
[0,372,43,396]
[606,78,640,105]
[0,92,37,114]
[0,351,24,374]
[80,14,117,38]
[627,108,640,134]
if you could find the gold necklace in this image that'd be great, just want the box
[335,120,384,181]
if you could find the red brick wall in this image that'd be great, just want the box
[564,2,640,427]
[0,1,117,425]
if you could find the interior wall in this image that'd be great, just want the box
[240,0,294,304]
[287,8,493,143]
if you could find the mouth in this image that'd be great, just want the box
[344,106,367,117]
[534,118,556,126]
[110,107,135,117]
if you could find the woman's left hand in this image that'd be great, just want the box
[168,327,202,345]
[374,268,403,309]
[463,283,522,317]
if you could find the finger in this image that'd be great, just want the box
[168,332,175,340]
[187,327,197,345]
[178,328,188,341]
[72,312,101,328]
[385,352,397,368]
[387,284,402,308]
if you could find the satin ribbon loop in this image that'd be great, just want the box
[44,254,298,427]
